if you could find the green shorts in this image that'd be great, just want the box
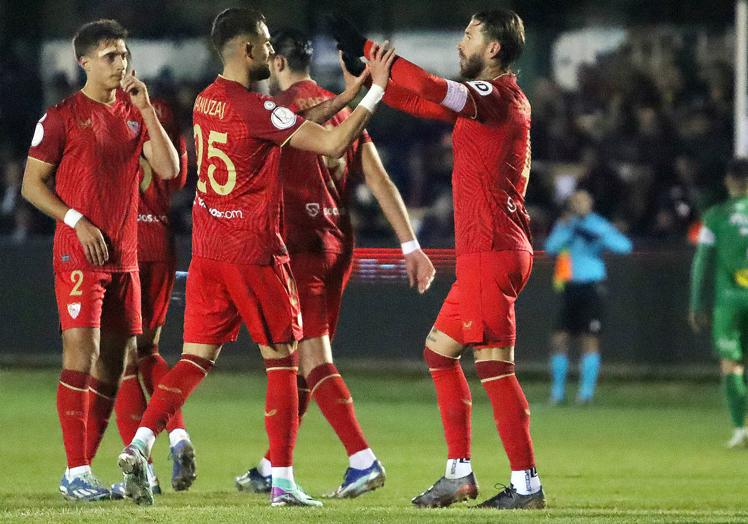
[712,306,748,361]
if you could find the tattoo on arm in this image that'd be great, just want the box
[301,97,349,124]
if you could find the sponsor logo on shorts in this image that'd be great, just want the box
[264,409,277,417]
[67,303,81,319]
[463,320,473,329]
[195,196,244,220]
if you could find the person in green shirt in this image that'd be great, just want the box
[690,158,748,448]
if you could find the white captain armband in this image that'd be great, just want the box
[697,225,715,245]
[441,80,469,112]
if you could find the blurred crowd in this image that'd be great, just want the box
[0,27,735,247]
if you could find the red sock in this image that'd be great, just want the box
[139,354,213,436]
[86,377,117,461]
[114,364,147,445]
[57,370,91,468]
[308,363,368,456]
[475,360,535,470]
[424,348,472,459]
[138,346,186,433]
[264,354,299,468]
[264,374,309,462]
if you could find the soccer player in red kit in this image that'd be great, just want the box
[112,96,194,497]
[235,29,435,498]
[117,7,396,507]
[21,20,180,501]
[333,9,545,509]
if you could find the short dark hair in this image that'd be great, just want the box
[727,158,748,180]
[271,29,313,72]
[211,7,266,56]
[471,9,525,67]
[73,19,128,60]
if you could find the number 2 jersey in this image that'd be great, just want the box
[191,75,306,265]
[275,80,370,255]
[137,98,188,262]
[27,89,148,273]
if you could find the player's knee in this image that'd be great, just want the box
[423,347,460,370]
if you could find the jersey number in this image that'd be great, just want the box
[194,124,237,196]
[69,270,84,296]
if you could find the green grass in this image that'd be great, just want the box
[1,368,747,523]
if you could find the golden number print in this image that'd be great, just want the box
[70,270,84,296]
[193,125,237,195]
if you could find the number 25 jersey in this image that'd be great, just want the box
[191,76,306,265]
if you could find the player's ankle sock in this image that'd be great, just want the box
[271,467,295,486]
[578,352,601,401]
[132,427,156,457]
[510,467,542,495]
[424,348,472,458]
[66,464,92,479]
[139,354,213,436]
[475,360,536,471]
[58,370,91,468]
[168,428,190,448]
[114,364,147,444]
[257,457,272,477]
[724,373,747,428]
[549,353,569,402]
[348,448,376,470]
[308,363,369,456]
[138,348,188,434]
[444,458,472,479]
[260,375,309,465]
[86,378,117,460]
[264,354,300,468]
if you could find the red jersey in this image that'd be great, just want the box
[276,80,370,254]
[137,98,188,262]
[451,75,532,255]
[28,89,148,273]
[191,76,306,265]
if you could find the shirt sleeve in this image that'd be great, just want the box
[239,93,306,146]
[27,108,66,165]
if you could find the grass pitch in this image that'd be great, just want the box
[1,368,747,523]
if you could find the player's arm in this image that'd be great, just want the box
[544,218,576,255]
[597,221,632,254]
[173,134,189,190]
[689,222,716,333]
[122,71,179,180]
[332,18,477,118]
[288,43,395,158]
[360,141,435,293]
[299,56,370,124]
[21,158,109,266]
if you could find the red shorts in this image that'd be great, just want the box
[139,260,176,332]
[55,270,142,335]
[291,250,353,340]
[183,256,302,346]
[434,251,532,348]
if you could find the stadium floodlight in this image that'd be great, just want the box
[736,0,747,157]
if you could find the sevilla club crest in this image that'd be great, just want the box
[67,303,81,319]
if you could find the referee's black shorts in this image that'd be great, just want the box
[556,282,604,335]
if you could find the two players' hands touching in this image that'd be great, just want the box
[75,218,109,266]
[405,250,436,294]
[338,52,369,92]
[366,41,396,89]
[122,70,151,111]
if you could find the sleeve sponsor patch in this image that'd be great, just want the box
[466,80,494,96]
[271,106,296,130]
[31,113,47,147]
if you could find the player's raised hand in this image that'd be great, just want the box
[122,70,152,111]
[338,51,369,92]
[329,14,367,57]
[74,218,109,266]
[405,249,436,294]
[367,41,396,89]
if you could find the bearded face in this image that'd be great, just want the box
[250,61,271,81]
[459,49,484,80]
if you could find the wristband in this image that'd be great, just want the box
[63,208,84,228]
[401,239,420,255]
[359,84,385,113]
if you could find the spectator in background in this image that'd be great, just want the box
[545,190,632,405]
